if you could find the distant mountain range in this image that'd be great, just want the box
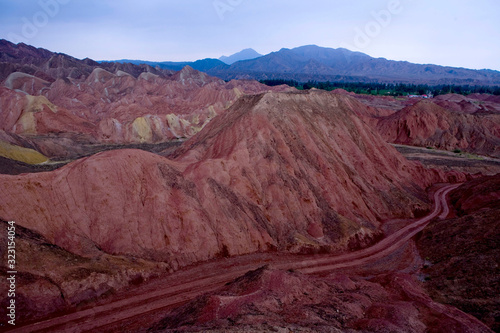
[2,38,499,86]
[109,58,226,72]
[111,48,262,71]
[111,45,500,86]
[219,48,262,65]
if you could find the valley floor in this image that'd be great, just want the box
[394,144,500,175]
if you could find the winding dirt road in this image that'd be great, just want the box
[9,184,460,333]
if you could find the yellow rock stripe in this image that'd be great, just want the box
[0,140,49,164]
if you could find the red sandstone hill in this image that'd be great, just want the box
[376,99,500,158]
[433,93,500,114]
[0,39,294,162]
[322,91,500,159]
[0,51,293,163]
[0,91,468,323]
[0,91,463,267]
[1,40,498,331]
[0,66,290,147]
[147,176,500,332]
[2,39,499,164]
[0,39,170,82]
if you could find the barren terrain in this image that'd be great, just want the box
[394,144,500,175]
[0,41,499,332]
[7,184,492,333]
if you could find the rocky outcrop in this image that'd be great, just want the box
[0,140,48,164]
[434,93,500,114]
[0,220,167,323]
[376,99,500,158]
[0,39,168,82]
[3,71,51,94]
[150,267,491,332]
[0,86,96,138]
[450,174,500,214]
[317,91,500,159]
[0,68,240,143]
[417,175,500,332]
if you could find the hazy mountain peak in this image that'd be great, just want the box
[219,48,263,65]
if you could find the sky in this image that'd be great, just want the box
[0,0,499,70]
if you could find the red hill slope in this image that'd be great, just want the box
[0,38,294,158]
[418,175,500,331]
[151,266,491,332]
[0,91,462,268]
[0,66,291,148]
[376,99,500,157]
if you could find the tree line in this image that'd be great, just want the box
[259,79,500,97]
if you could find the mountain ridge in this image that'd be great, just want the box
[207,45,500,85]
[108,58,229,72]
[5,40,499,85]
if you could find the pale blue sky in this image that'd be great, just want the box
[0,0,499,70]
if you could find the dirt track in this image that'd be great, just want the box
[8,184,460,333]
